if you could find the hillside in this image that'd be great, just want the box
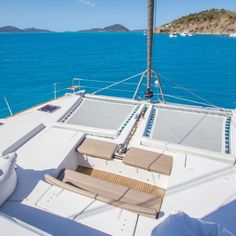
[80,24,130,32]
[23,28,51,33]
[0,26,51,33]
[156,9,236,34]
[0,26,23,32]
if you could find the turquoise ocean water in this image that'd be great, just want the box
[0,32,235,118]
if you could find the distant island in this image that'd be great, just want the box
[0,26,51,33]
[156,9,236,34]
[0,24,130,33]
[79,24,130,32]
[1,9,236,35]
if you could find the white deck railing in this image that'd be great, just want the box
[1,72,232,119]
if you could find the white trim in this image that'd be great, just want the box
[141,137,235,164]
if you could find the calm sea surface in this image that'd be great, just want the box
[0,32,236,118]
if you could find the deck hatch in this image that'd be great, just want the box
[38,105,61,113]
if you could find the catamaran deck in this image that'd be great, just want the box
[0,93,236,235]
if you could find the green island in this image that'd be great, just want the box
[156,9,236,34]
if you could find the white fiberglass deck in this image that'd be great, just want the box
[0,94,236,236]
[145,108,227,153]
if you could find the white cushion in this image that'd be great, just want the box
[0,153,17,206]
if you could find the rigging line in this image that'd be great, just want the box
[80,85,142,94]
[7,96,51,110]
[163,94,217,107]
[7,91,53,107]
[2,83,57,99]
[133,71,147,99]
[77,78,143,86]
[173,86,236,95]
[159,73,225,110]
[56,88,69,93]
[54,80,72,85]
[92,72,144,95]
[77,78,118,84]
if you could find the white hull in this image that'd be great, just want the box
[169,33,177,38]
[180,32,193,37]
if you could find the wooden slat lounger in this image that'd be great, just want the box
[45,169,163,218]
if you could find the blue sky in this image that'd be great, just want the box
[0,0,236,31]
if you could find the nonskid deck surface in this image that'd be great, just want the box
[76,166,165,197]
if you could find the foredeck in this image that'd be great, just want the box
[0,93,236,236]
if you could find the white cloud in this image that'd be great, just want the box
[79,0,95,7]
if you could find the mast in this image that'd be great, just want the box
[133,0,165,102]
[145,0,154,99]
